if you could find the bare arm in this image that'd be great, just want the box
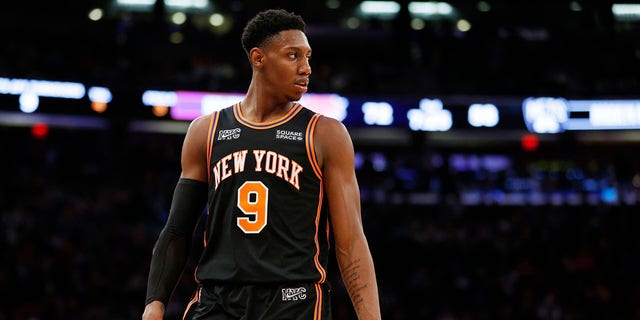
[178,114,211,183]
[315,116,381,319]
[142,114,210,320]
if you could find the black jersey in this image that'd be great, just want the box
[196,102,330,284]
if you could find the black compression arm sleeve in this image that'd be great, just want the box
[145,178,208,306]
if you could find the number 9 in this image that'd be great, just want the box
[237,181,269,234]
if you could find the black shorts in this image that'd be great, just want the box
[182,282,332,320]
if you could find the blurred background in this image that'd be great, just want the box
[2,0,640,319]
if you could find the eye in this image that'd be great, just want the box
[288,52,297,59]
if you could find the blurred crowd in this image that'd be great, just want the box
[1,1,639,106]
[2,125,640,319]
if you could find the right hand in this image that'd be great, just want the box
[142,301,165,320]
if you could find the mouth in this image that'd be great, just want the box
[294,79,309,91]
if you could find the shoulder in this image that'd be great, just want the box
[182,113,215,151]
[314,114,347,137]
[180,113,216,181]
[312,115,353,166]
[187,113,214,135]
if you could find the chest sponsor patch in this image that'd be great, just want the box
[275,129,303,141]
[218,128,241,140]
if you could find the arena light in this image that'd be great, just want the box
[583,101,640,129]
[411,18,426,30]
[165,0,212,13]
[200,92,245,114]
[408,2,455,18]
[209,13,224,27]
[165,0,209,9]
[522,97,569,133]
[468,104,499,127]
[88,8,104,21]
[88,87,112,104]
[142,90,178,107]
[407,98,452,131]
[88,86,113,113]
[569,1,582,12]
[523,97,640,132]
[362,102,394,126]
[171,91,243,120]
[326,0,341,9]
[456,19,471,32]
[0,77,85,99]
[171,12,187,25]
[612,3,640,20]
[114,0,156,11]
[114,0,213,13]
[477,1,491,12]
[116,0,155,5]
[0,77,86,113]
[299,93,349,121]
[19,93,39,113]
[357,1,401,19]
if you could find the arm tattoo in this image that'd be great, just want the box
[342,258,368,312]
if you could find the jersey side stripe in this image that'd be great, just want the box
[313,185,327,283]
[206,111,220,183]
[314,283,323,320]
[181,287,200,320]
[193,265,200,284]
[306,114,322,180]
[204,111,220,250]
[309,112,327,282]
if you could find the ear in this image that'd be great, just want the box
[249,48,265,68]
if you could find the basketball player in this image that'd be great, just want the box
[141,9,381,320]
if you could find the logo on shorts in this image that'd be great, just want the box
[218,128,241,140]
[281,287,307,301]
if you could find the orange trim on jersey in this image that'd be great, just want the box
[306,114,323,180]
[313,185,327,283]
[206,111,220,183]
[192,265,202,290]
[202,112,218,284]
[314,283,323,319]
[307,113,327,283]
[233,102,303,129]
[182,287,200,320]
[203,230,207,247]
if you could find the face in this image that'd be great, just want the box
[257,29,312,102]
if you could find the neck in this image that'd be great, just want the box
[241,83,294,123]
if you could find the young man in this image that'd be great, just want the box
[142,9,381,320]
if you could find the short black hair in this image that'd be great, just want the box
[241,9,306,56]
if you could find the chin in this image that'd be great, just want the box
[286,93,303,102]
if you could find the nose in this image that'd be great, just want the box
[299,59,311,75]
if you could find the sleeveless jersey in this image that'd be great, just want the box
[196,102,330,284]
